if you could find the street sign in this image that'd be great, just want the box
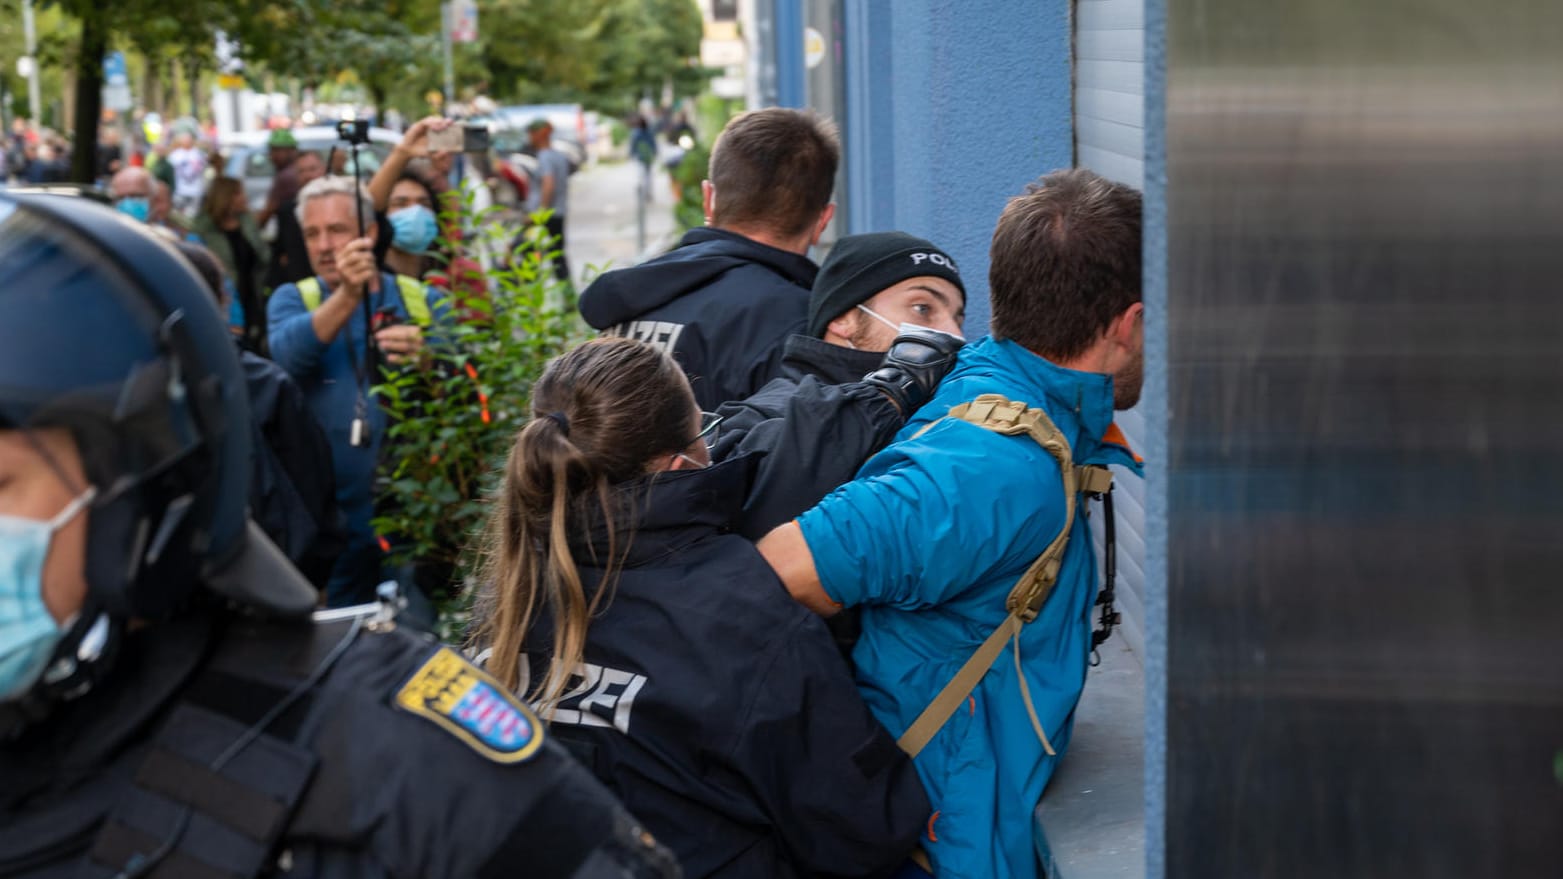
[103,51,128,86]
[217,73,245,91]
[103,84,133,112]
[451,0,479,43]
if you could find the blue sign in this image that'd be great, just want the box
[103,51,128,87]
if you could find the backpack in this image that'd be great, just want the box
[898,394,1116,758]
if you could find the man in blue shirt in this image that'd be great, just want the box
[759,169,1145,879]
[268,176,432,606]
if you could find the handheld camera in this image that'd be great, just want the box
[336,118,371,146]
[428,124,492,154]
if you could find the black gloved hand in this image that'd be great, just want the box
[862,325,965,416]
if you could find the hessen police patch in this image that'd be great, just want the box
[394,647,544,763]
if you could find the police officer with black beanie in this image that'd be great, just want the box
[0,193,677,879]
[709,231,967,541]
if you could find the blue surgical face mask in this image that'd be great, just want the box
[0,487,95,702]
[115,196,150,223]
[389,205,439,255]
[857,303,966,344]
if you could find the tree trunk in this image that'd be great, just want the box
[369,80,389,123]
[186,59,201,121]
[69,12,108,183]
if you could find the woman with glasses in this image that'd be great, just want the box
[469,337,929,879]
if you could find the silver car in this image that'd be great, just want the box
[220,125,401,213]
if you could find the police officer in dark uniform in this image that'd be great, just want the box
[0,192,678,879]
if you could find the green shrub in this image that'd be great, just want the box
[673,141,711,232]
[371,198,588,636]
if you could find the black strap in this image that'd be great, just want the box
[83,620,362,879]
[89,820,239,879]
[133,748,290,843]
[1091,486,1121,656]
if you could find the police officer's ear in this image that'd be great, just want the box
[808,203,836,248]
[823,308,861,348]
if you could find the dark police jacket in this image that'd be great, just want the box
[515,456,929,879]
[0,612,677,879]
[712,335,904,540]
[242,350,343,591]
[577,228,818,411]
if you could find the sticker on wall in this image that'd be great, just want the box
[804,27,826,68]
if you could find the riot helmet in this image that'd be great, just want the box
[0,192,314,721]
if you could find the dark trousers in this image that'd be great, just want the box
[544,213,570,282]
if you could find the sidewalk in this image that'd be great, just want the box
[565,158,680,289]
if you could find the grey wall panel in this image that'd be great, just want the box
[1078,0,1144,30]
[1164,0,1563,874]
[1077,0,1148,662]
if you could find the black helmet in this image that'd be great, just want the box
[0,192,314,710]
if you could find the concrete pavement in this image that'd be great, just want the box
[563,158,680,289]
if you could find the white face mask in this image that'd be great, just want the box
[857,304,967,344]
[0,486,94,702]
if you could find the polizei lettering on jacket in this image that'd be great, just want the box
[607,320,686,355]
[547,661,649,734]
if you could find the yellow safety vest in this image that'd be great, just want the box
[296,275,431,326]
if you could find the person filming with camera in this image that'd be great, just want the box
[267,175,445,608]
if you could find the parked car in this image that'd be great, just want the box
[220,125,400,213]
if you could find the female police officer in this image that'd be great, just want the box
[468,337,930,879]
[0,192,676,879]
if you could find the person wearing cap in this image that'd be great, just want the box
[578,107,840,410]
[709,231,968,541]
[265,148,327,288]
[805,231,966,375]
[525,117,574,282]
[0,191,678,879]
[257,126,301,228]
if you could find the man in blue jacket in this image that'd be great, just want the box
[759,169,1145,879]
[578,107,839,410]
[268,176,436,607]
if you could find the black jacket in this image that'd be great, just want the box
[712,335,903,540]
[266,197,312,289]
[241,350,343,591]
[0,612,676,879]
[517,456,928,879]
[577,227,818,410]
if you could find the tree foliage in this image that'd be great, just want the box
[31,0,707,178]
[477,0,707,112]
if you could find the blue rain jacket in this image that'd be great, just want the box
[796,336,1143,879]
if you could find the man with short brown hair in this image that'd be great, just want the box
[578,107,840,409]
[759,168,1144,879]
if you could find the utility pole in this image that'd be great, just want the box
[23,0,41,123]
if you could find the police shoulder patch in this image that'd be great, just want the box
[394,646,545,763]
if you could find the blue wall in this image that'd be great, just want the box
[841,0,1074,336]
[1141,0,1167,873]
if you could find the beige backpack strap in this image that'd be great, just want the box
[896,394,1110,759]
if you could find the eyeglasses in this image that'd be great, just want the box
[693,411,723,452]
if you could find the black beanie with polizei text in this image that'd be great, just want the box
[807,231,965,338]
